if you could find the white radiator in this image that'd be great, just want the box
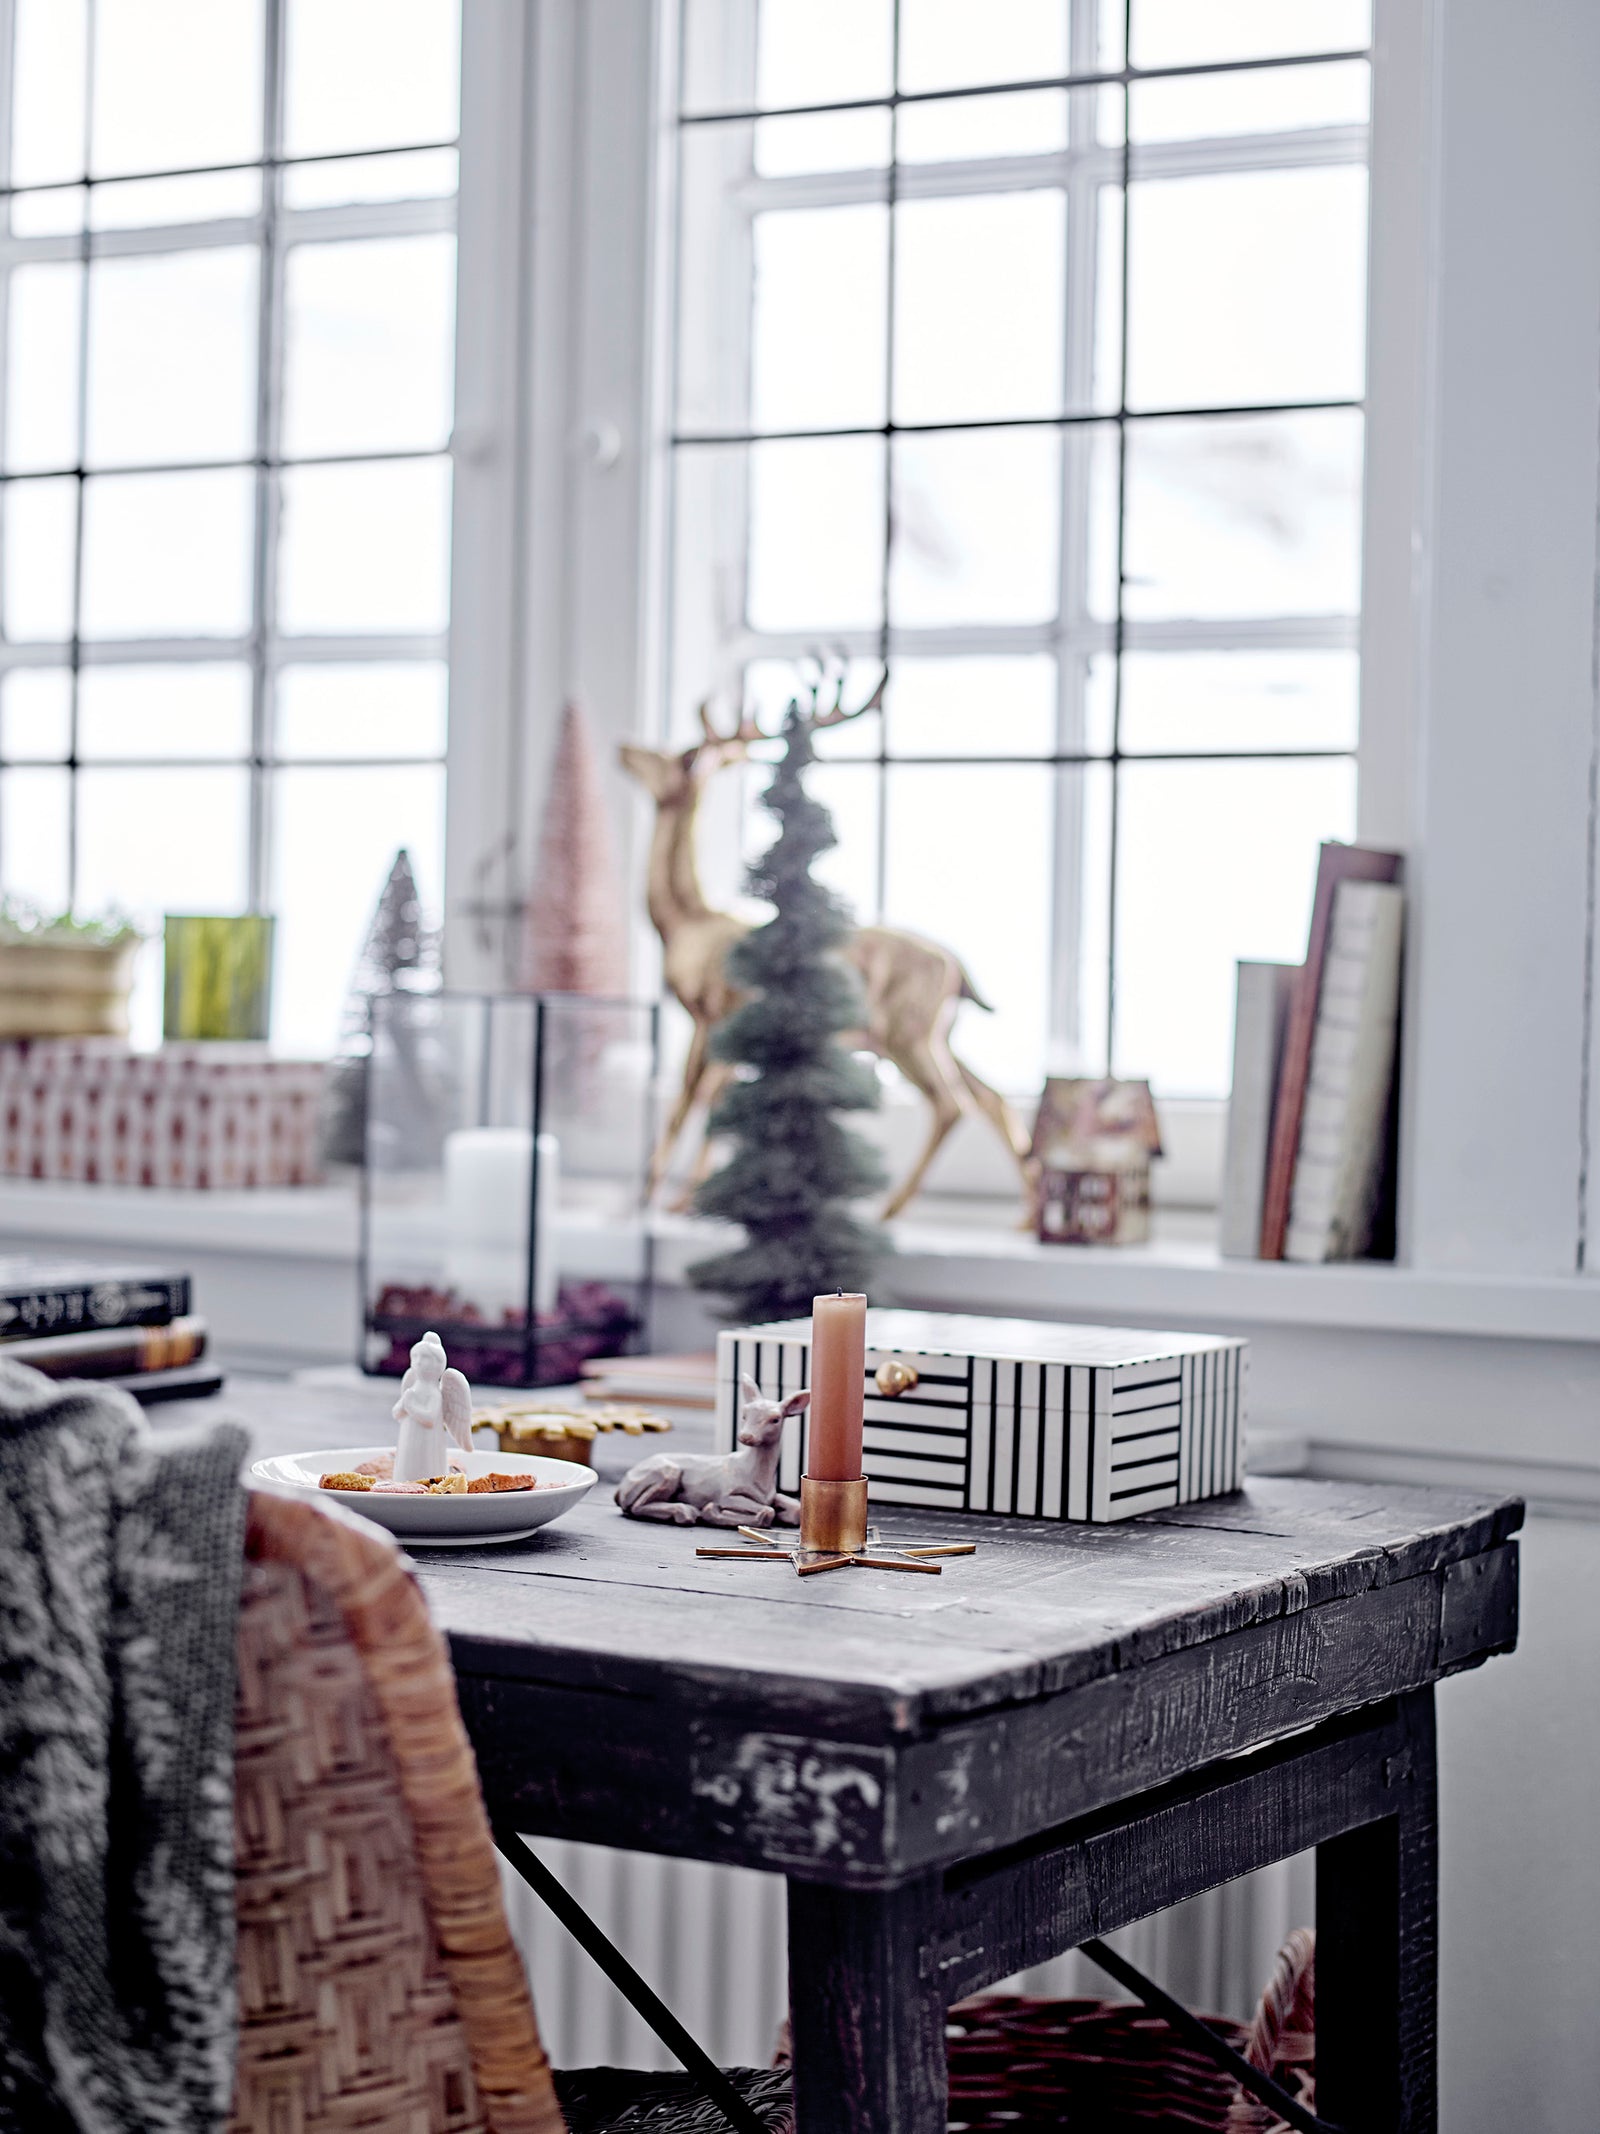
[501,1839,790,2072]
[501,1837,1315,2072]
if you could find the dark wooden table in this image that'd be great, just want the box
[177,1377,1521,2134]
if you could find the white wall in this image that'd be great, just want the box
[446,0,664,996]
[1364,0,1600,1278]
[1436,1512,1600,2134]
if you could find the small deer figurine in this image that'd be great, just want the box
[615,1373,808,1527]
[619,665,1036,1222]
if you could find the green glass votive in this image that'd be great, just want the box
[163,914,276,1040]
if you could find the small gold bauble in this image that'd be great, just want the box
[874,1359,919,1398]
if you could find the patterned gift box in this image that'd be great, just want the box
[716,1309,1248,1523]
[0,1041,326,1188]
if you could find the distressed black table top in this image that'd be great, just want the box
[171,1375,1521,1739]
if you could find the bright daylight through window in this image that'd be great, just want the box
[669,0,1370,1101]
[0,0,459,1053]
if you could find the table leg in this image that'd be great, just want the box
[786,1873,947,2134]
[1315,1687,1438,2134]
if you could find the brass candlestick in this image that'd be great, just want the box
[696,1471,978,1578]
[799,1474,869,1554]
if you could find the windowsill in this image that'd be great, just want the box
[0,1176,365,1260]
[0,1173,1595,1345]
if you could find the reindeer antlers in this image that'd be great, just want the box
[804,660,888,731]
[695,662,888,750]
[697,700,766,748]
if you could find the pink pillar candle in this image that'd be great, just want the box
[807,1292,867,1482]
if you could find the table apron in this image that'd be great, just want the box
[931,1691,1429,2002]
[454,1540,1515,1889]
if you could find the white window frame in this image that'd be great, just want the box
[446,0,665,1000]
[660,5,1367,1114]
[0,0,454,947]
[1357,0,1600,1280]
[449,0,1600,1290]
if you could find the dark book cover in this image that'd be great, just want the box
[1,1315,208,1379]
[0,1257,192,1340]
[112,1363,225,1406]
[1258,843,1404,1260]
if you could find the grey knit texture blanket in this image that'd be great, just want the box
[0,1359,248,2134]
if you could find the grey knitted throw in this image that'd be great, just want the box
[0,1360,248,2134]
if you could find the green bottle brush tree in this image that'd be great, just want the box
[689,694,887,1324]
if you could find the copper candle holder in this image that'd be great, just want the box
[799,1474,869,1555]
[697,1462,978,1577]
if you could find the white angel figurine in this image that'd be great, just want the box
[392,1329,475,1484]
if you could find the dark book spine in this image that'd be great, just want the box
[3,1316,207,1378]
[1258,844,1403,1260]
[0,1276,191,1340]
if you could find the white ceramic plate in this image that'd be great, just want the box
[249,1446,598,1545]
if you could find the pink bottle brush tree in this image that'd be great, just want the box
[518,701,629,998]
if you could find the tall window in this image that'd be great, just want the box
[0,0,459,1053]
[669,0,1369,1100]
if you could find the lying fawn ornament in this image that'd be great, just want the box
[615,1373,809,1527]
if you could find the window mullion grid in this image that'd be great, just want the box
[680,43,1372,128]
[732,616,1357,658]
[66,0,98,908]
[0,0,14,888]
[730,123,1366,218]
[248,0,285,918]
[875,0,901,926]
[0,630,446,671]
[0,443,457,487]
[671,17,1370,1098]
[0,135,460,202]
[0,192,454,275]
[1104,0,1134,1078]
[1050,0,1108,1075]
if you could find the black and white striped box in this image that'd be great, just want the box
[715,1310,1247,1523]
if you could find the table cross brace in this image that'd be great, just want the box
[1078,1935,1342,2134]
[494,1827,773,2134]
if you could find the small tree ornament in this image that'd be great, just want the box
[687,693,887,1323]
[323,847,441,1165]
[518,701,628,997]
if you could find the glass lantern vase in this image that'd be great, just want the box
[360,991,657,1386]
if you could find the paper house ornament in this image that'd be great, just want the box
[1030,1077,1163,1245]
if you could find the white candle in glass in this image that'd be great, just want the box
[443,1126,559,1318]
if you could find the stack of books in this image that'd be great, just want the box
[1221,842,1404,1264]
[579,1351,717,1410]
[0,1256,222,1403]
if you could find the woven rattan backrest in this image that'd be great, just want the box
[1225,1926,1316,2134]
[232,1488,567,2134]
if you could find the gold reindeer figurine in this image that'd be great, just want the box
[619,671,1035,1222]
